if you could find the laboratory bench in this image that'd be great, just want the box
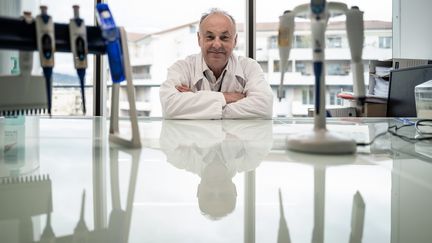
[0,116,432,243]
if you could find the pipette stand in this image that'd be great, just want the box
[108,27,141,148]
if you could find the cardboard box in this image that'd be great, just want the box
[363,102,387,117]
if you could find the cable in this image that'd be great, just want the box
[356,119,432,146]
[388,119,432,143]
[356,130,388,146]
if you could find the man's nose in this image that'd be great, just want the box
[212,38,222,48]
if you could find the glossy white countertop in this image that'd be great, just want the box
[0,117,431,243]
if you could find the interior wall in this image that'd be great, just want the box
[393,0,432,59]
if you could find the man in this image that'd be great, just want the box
[159,8,273,119]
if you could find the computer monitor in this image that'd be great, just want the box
[387,64,432,117]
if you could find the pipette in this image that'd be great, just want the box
[35,6,55,116]
[69,5,88,114]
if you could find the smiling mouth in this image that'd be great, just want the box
[209,52,225,56]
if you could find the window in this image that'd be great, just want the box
[256,0,392,117]
[273,60,292,73]
[132,65,151,79]
[0,1,394,119]
[379,36,392,49]
[295,61,311,75]
[258,61,268,73]
[329,89,343,105]
[327,63,344,75]
[327,36,342,48]
[327,61,350,76]
[0,1,95,117]
[273,60,280,72]
[302,87,314,105]
[273,60,293,73]
[106,0,245,117]
[268,35,277,49]
[294,35,311,48]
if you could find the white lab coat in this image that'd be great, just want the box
[159,120,273,177]
[159,53,273,119]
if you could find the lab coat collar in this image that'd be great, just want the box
[192,53,245,87]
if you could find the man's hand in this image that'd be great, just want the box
[223,92,245,104]
[176,85,191,92]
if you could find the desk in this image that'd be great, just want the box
[0,117,431,243]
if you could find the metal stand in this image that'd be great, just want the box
[109,27,141,148]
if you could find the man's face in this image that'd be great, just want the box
[198,13,237,73]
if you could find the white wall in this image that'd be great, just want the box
[393,0,432,59]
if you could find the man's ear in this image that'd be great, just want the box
[197,32,201,47]
[234,34,238,47]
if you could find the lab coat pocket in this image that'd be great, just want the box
[234,76,246,93]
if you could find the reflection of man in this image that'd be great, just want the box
[197,147,238,219]
[159,8,273,119]
[160,120,273,219]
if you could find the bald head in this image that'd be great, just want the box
[199,8,237,34]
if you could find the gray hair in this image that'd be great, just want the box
[199,8,237,33]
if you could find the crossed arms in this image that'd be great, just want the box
[159,58,273,119]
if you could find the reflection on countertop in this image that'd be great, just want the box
[0,117,40,177]
[0,118,432,242]
[0,141,140,243]
[160,120,273,219]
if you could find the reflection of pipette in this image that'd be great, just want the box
[69,5,88,115]
[73,190,89,243]
[277,188,291,243]
[35,6,55,116]
[40,213,55,243]
[40,194,55,243]
[349,191,365,243]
